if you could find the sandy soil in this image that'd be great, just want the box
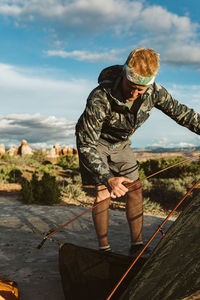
[0,190,175,300]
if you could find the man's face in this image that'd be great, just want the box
[121,75,148,102]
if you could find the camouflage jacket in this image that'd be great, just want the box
[76,65,200,184]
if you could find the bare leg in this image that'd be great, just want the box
[92,185,111,247]
[126,181,143,244]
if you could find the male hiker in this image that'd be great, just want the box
[76,48,200,254]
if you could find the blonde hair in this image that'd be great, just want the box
[126,48,160,77]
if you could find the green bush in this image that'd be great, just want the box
[9,168,23,183]
[0,151,47,169]
[0,167,10,183]
[22,172,61,205]
[31,150,47,163]
[61,179,85,199]
[139,157,200,179]
[21,181,34,204]
[143,197,162,212]
[36,164,55,175]
[57,155,79,169]
[0,165,23,183]
[142,176,198,211]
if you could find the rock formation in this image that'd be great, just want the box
[61,145,78,156]
[53,143,60,156]
[6,146,18,156]
[0,140,78,159]
[61,145,69,155]
[0,144,5,155]
[46,145,59,163]
[18,140,33,156]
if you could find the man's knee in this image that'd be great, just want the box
[95,185,111,203]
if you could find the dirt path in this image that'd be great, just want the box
[0,195,175,300]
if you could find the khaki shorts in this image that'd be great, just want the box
[79,140,139,186]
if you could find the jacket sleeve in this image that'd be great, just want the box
[154,84,200,135]
[76,88,114,185]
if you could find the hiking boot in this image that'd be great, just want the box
[129,243,152,257]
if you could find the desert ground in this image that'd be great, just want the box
[0,190,175,300]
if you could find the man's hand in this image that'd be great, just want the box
[107,177,133,199]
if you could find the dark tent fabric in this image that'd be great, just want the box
[119,190,200,300]
[59,244,147,300]
[59,189,200,300]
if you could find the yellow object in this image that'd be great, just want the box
[0,277,19,300]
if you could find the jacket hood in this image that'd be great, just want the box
[97,64,126,108]
[98,65,123,86]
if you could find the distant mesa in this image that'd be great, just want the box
[0,140,78,163]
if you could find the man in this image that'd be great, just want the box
[76,48,200,254]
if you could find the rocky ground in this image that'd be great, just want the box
[0,189,175,300]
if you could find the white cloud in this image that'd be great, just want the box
[0,3,21,16]
[150,138,195,149]
[0,0,142,33]
[140,5,197,39]
[161,43,200,65]
[1,0,200,66]
[132,96,200,149]
[0,114,76,148]
[1,0,196,39]
[0,62,95,119]
[46,49,121,62]
[0,61,199,149]
[165,84,200,110]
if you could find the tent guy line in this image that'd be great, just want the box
[35,156,198,249]
[106,177,200,299]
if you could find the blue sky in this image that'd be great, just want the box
[0,0,199,149]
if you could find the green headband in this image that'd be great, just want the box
[123,64,155,85]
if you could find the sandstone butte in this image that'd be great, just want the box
[0,140,78,163]
[0,140,199,163]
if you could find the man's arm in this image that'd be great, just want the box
[154,83,200,135]
[76,88,114,185]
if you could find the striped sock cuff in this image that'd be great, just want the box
[131,241,143,246]
[99,245,111,252]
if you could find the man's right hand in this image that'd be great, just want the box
[107,177,133,199]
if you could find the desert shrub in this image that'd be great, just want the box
[21,181,34,204]
[142,176,198,211]
[143,197,162,212]
[139,157,200,179]
[72,174,82,184]
[36,164,55,175]
[8,168,23,183]
[40,172,61,204]
[61,178,85,199]
[57,155,79,169]
[138,165,146,179]
[0,155,12,162]
[22,172,61,205]
[0,165,23,183]
[0,151,49,169]
[62,184,85,199]
[0,155,29,167]
[31,150,47,163]
[0,167,10,183]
